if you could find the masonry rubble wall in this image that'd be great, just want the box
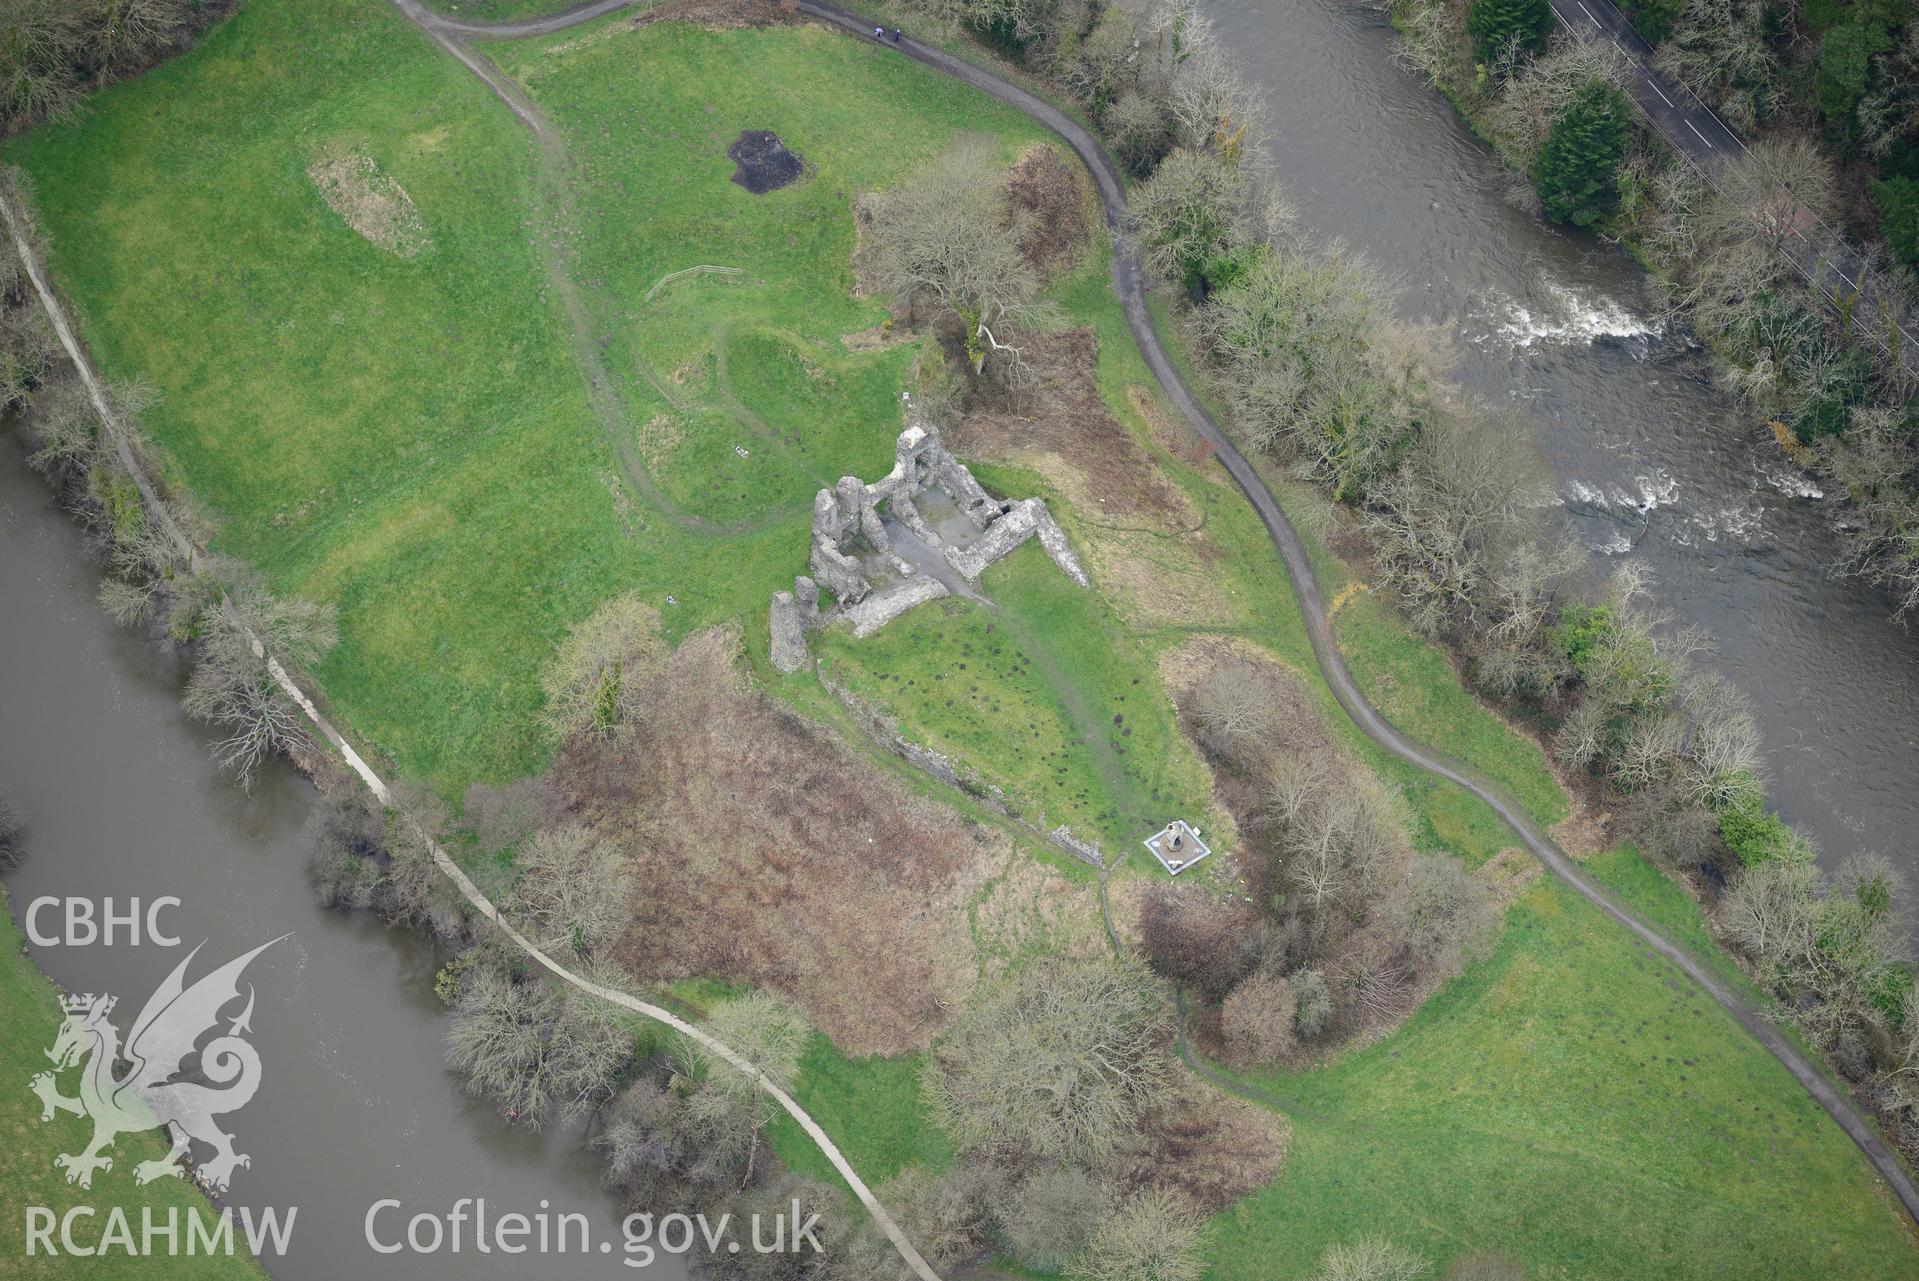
[848,576,949,638]
[769,590,809,674]
[772,410,1088,664]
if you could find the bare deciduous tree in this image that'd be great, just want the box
[1105,90,1174,176]
[446,962,630,1129]
[0,284,53,408]
[1311,1236,1432,1281]
[1047,0,1136,111]
[673,990,808,1188]
[513,824,634,958]
[1719,842,1820,963]
[1378,854,1489,977]
[1000,1166,1109,1272]
[1260,750,1327,831]
[1139,883,1261,1000]
[0,0,84,123]
[1220,969,1297,1064]
[1672,670,1765,809]
[1200,244,1417,499]
[881,1164,1003,1272]
[1280,781,1402,926]
[379,780,466,933]
[1703,136,1837,254]
[305,777,383,912]
[1391,0,1470,90]
[23,377,99,482]
[1131,146,1253,291]
[541,593,663,742]
[867,142,1055,383]
[179,573,336,788]
[1065,1186,1205,1281]
[1189,663,1280,760]
[927,956,1171,1164]
[0,789,24,872]
[1162,12,1265,158]
[1361,406,1549,627]
[1654,0,1781,132]
[1822,407,1919,621]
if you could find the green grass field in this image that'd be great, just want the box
[3,0,1054,790]
[9,3,1919,1278]
[425,0,577,19]
[767,1034,954,1187]
[1205,861,1919,1280]
[816,541,1221,853]
[0,891,266,1278]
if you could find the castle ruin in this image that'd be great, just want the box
[769,407,1087,672]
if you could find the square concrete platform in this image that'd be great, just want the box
[1144,820,1211,875]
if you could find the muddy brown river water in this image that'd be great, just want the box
[0,433,686,1278]
[1209,0,1919,872]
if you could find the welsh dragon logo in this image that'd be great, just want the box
[29,937,285,1192]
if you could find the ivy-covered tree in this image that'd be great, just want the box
[1619,0,1683,44]
[1465,0,1552,64]
[1815,22,1890,127]
[1532,81,1631,228]
[1870,174,1919,265]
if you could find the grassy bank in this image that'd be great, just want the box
[1205,856,1919,1279]
[0,890,266,1278]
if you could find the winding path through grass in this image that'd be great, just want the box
[392,0,806,538]
[395,0,1919,1225]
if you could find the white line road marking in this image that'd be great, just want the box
[1687,120,1713,148]
[1577,0,1600,25]
[1649,79,1674,107]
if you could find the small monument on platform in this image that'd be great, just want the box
[1144,819,1211,876]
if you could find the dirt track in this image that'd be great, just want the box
[393,0,1919,1240]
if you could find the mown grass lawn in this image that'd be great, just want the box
[1205,865,1919,1280]
[0,891,266,1278]
[425,0,585,19]
[768,1034,954,1187]
[815,541,1220,853]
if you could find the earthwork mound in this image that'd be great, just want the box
[729,130,804,194]
[306,152,431,258]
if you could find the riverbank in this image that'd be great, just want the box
[0,427,662,1281]
[1208,0,1919,883]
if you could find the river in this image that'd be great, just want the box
[1208,0,1919,870]
[0,430,685,1278]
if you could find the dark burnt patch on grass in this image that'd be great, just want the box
[729,130,805,194]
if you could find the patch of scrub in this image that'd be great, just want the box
[305,151,431,258]
[729,129,805,194]
[552,627,1006,1055]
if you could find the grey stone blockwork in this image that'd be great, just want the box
[770,404,1087,673]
